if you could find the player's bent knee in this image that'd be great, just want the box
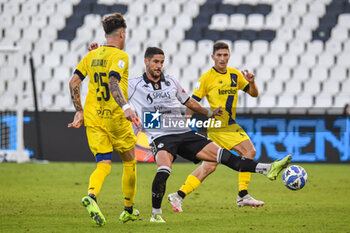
[246,149,256,159]
[203,162,217,174]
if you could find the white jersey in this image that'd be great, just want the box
[128,73,191,143]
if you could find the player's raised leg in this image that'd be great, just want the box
[118,146,139,223]
[150,151,173,223]
[233,139,264,207]
[196,142,291,180]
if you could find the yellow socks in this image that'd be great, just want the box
[88,162,111,197]
[179,174,201,196]
[122,158,137,207]
[238,172,251,192]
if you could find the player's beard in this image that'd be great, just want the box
[149,69,161,79]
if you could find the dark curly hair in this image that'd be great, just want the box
[102,12,127,35]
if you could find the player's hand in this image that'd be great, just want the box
[68,111,84,128]
[242,69,255,83]
[124,108,139,124]
[88,42,99,51]
[211,106,223,118]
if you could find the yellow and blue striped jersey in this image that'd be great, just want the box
[192,67,249,129]
[74,45,129,130]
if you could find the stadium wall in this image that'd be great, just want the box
[10,112,350,163]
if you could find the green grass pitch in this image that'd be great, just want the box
[1,162,350,233]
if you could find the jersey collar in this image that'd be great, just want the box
[143,72,165,90]
[212,66,227,74]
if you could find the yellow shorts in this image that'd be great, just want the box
[86,123,137,155]
[207,124,250,150]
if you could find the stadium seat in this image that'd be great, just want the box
[53,66,71,82]
[274,66,291,81]
[257,94,276,110]
[171,53,189,68]
[306,41,324,55]
[265,14,282,30]
[270,40,287,55]
[168,27,185,42]
[272,1,289,16]
[245,94,258,108]
[313,93,333,108]
[182,67,199,82]
[4,1,20,15]
[227,53,243,68]
[210,14,229,31]
[252,40,268,55]
[337,52,350,67]
[281,53,298,68]
[292,66,309,82]
[246,14,264,30]
[303,80,321,96]
[317,53,335,68]
[291,1,307,16]
[329,67,347,82]
[276,26,293,42]
[182,1,200,17]
[295,93,313,108]
[175,14,192,30]
[284,14,301,29]
[334,93,350,107]
[331,26,349,42]
[228,14,246,30]
[179,40,196,55]
[288,41,305,56]
[149,27,166,43]
[277,94,295,110]
[191,52,208,69]
[265,79,283,95]
[299,52,316,68]
[310,66,328,82]
[255,66,273,82]
[40,26,58,41]
[233,40,250,55]
[164,1,181,16]
[157,14,174,29]
[146,2,163,16]
[55,93,71,110]
[263,52,279,68]
[322,80,340,96]
[244,54,261,69]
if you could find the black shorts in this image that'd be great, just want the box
[151,131,212,164]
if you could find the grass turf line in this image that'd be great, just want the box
[0,163,349,233]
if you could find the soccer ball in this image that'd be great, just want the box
[282,165,307,190]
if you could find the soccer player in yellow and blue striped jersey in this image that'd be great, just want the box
[168,41,264,211]
[68,13,139,225]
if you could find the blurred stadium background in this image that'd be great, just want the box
[0,0,349,163]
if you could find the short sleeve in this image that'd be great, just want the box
[74,55,88,80]
[109,53,129,81]
[192,74,207,102]
[171,77,190,105]
[237,71,249,92]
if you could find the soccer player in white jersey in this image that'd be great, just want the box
[127,47,292,223]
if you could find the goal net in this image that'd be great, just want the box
[0,46,30,163]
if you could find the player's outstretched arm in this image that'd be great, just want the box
[242,69,259,97]
[68,74,84,128]
[185,98,222,118]
[109,75,139,124]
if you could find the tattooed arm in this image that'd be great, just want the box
[109,75,138,124]
[68,74,84,128]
